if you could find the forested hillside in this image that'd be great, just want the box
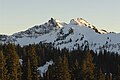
[0,43,120,80]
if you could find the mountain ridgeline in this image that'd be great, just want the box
[0,18,120,54]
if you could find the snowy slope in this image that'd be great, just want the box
[0,18,120,54]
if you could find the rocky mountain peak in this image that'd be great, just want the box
[70,18,108,34]
[0,18,119,54]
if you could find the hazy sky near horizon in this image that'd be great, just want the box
[0,0,120,35]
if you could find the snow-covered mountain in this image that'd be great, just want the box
[0,18,120,54]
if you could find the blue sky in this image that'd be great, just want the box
[0,0,120,35]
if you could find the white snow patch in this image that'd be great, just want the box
[37,60,54,77]
[19,59,23,65]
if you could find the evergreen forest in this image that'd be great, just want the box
[0,43,120,80]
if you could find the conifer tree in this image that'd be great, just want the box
[62,54,71,80]
[18,63,22,80]
[81,50,95,80]
[28,45,39,80]
[6,44,20,80]
[52,55,71,80]
[98,68,105,80]
[27,58,32,80]
[46,65,54,80]
[74,59,81,80]
[22,47,28,80]
[116,65,120,80]
[0,50,8,80]
[22,48,32,80]
[53,56,64,80]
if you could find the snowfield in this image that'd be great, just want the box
[0,18,120,54]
